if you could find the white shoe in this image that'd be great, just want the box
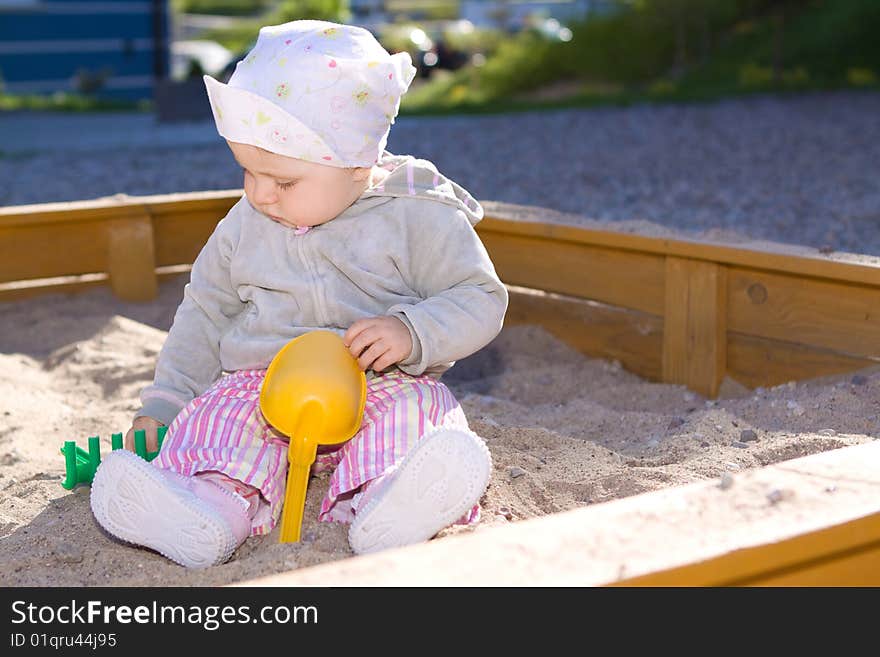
[348,427,492,555]
[90,450,250,568]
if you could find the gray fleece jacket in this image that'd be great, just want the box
[138,153,508,426]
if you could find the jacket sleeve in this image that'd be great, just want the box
[136,210,247,426]
[386,204,508,375]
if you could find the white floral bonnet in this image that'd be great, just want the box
[203,20,416,168]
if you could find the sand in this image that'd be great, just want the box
[0,271,878,587]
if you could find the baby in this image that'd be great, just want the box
[89,20,508,568]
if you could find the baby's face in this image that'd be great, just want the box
[227,141,370,229]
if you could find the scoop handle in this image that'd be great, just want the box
[278,436,318,543]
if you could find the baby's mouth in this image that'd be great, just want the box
[262,210,307,232]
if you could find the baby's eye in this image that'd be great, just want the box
[277,180,295,190]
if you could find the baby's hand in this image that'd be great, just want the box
[344,316,413,373]
[124,416,164,453]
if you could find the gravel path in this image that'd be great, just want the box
[2,90,879,255]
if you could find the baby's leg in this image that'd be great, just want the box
[90,370,289,567]
[151,369,289,536]
[195,470,263,519]
[318,371,492,554]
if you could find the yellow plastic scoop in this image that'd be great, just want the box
[260,330,366,543]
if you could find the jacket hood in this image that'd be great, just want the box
[360,152,484,226]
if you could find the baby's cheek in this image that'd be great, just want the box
[242,171,255,195]
[278,193,298,217]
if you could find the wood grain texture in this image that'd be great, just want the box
[152,210,224,266]
[0,269,188,303]
[662,257,727,397]
[479,204,880,287]
[106,214,157,301]
[615,511,880,586]
[728,267,880,360]
[727,332,876,389]
[0,218,109,282]
[506,287,663,382]
[3,193,880,396]
[237,441,880,587]
[479,230,665,315]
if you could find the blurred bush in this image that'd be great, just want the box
[273,0,350,23]
[172,0,271,16]
[197,0,350,54]
[847,67,877,87]
[403,0,880,113]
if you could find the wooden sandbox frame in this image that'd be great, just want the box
[1,191,879,585]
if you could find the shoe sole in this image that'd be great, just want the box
[90,450,235,568]
[348,427,492,555]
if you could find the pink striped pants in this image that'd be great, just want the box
[152,369,479,535]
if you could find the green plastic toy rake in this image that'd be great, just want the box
[59,427,167,490]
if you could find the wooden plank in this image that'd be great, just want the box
[727,332,876,389]
[4,193,877,287]
[749,543,880,586]
[106,213,158,301]
[505,286,663,382]
[505,287,872,392]
[0,199,152,227]
[0,218,109,282]
[3,192,880,395]
[0,268,189,303]
[478,230,666,315]
[152,209,224,266]
[0,273,110,302]
[728,267,880,360]
[144,193,235,265]
[615,512,880,586]
[480,203,880,287]
[0,193,234,287]
[0,190,240,226]
[234,441,880,587]
[662,257,727,397]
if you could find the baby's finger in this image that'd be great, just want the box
[370,349,398,373]
[142,431,159,453]
[348,325,382,360]
[123,428,135,452]
[124,428,158,453]
[343,318,375,347]
[358,340,391,372]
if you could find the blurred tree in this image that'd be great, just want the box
[274,0,350,23]
[645,0,736,78]
[734,0,810,81]
[765,0,809,82]
[173,0,272,16]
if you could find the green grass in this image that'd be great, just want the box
[0,92,150,113]
[198,20,264,53]
[400,80,880,119]
[400,68,879,118]
[401,0,880,115]
[671,0,880,97]
[384,0,459,20]
[6,0,877,117]
[171,0,270,17]
[199,0,350,52]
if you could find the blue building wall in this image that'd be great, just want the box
[0,0,170,100]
